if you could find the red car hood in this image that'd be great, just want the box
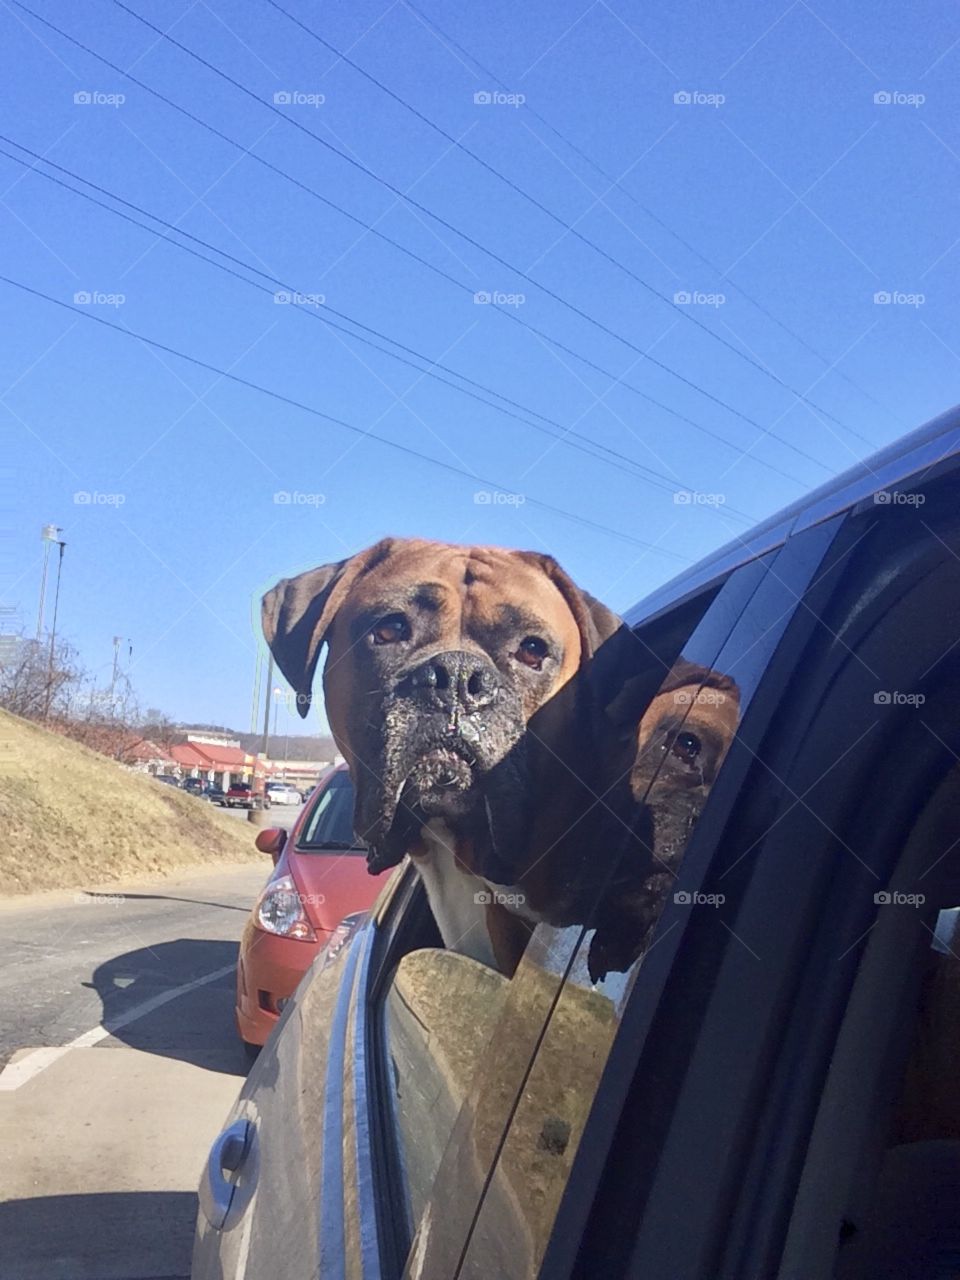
[285,847,389,936]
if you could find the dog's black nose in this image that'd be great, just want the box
[408,650,500,713]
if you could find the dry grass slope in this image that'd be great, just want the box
[0,708,259,894]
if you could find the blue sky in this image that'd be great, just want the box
[3,0,959,734]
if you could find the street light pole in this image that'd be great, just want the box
[36,524,60,641]
[260,652,273,758]
[43,538,67,718]
[110,635,122,705]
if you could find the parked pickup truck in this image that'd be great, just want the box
[224,783,269,810]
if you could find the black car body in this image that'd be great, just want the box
[194,409,960,1280]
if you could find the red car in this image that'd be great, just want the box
[235,765,391,1054]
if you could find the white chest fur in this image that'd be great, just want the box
[413,821,498,971]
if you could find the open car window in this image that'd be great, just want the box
[366,550,814,1275]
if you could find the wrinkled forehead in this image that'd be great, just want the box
[343,544,578,637]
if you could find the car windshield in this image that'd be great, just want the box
[297,771,364,853]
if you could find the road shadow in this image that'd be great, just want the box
[0,1190,197,1280]
[85,938,247,1075]
[93,891,251,912]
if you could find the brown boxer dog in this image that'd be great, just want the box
[261,537,631,974]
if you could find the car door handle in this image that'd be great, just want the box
[199,1118,256,1231]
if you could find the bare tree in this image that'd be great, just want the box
[0,633,84,721]
[139,709,183,752]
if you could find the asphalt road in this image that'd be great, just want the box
[0,824,299,1280]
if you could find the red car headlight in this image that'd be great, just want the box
[255,874,317,941]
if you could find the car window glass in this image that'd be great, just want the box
[454,519,842,1280]
[376,560,773,1275]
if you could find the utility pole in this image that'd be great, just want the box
[43,537,67,718]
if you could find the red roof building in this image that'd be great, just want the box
[170,739,266,786]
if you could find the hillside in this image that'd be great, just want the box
[0,709,260,895]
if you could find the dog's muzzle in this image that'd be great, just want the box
[362,649,525,873]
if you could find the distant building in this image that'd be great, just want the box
[185,731,242,749]
[260,758,335,788]
[170,739,265,789]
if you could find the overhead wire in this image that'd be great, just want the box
[0,273,696,560]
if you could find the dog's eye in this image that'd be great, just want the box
[370,614,409,645]
[670,730,702,764]
[515,636,548,669]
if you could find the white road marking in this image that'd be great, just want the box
[0,961,236,1091]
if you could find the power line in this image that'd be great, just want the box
[401,0,897,438]
[258,0,877,448]
[0,272,693,560]
[13,1,834,477]
[0,133,771,515]
[113,0,868,454]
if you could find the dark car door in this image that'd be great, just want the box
[353,521,840,1279]
[452,467,960,1279]
[441,512,848,1280]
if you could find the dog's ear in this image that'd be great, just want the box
[262,539,395,717]
[516,552,623,658]
[516,551,666,730]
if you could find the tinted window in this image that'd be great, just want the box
[450,520,843,1280]
[299,772,364,851]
